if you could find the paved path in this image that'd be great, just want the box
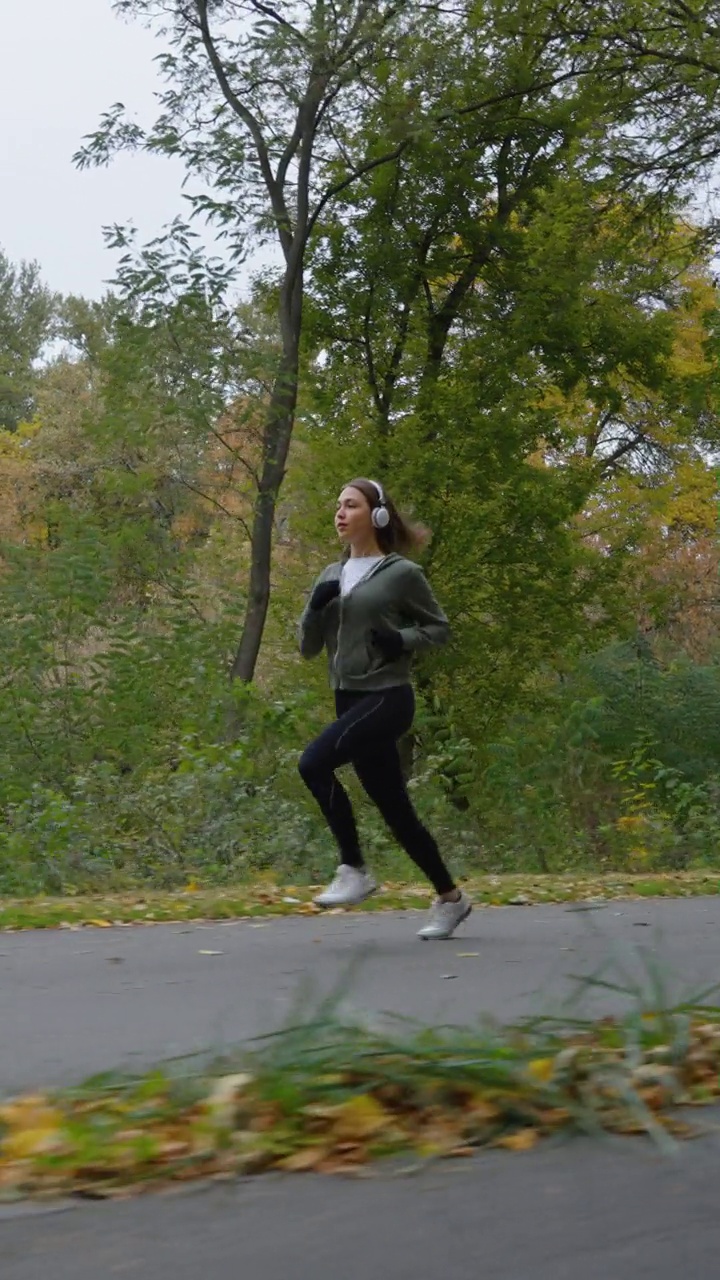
[2,895,720,1092]
[4,1124,720,1279]
[3,897,720,1279]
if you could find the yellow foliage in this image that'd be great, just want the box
[496,1128,541,1152]
[331,1094,390,1142]
[0,1095,66,1159]
[526,1058,555,1083]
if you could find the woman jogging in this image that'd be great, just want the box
[298,477,471,941]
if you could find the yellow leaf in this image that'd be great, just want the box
[0,1096,66,1159]
[468,1095,502,1124]
[278,1146,328,1172]
[527,1058,555,1083]
[497,1129,540,1152]
[332,1094,388,1142]
[86,919,112,928]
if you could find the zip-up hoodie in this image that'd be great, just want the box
[298,553,450,692]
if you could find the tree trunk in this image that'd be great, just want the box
[228,270,302,689]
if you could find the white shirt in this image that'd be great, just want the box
[340,555,384,597]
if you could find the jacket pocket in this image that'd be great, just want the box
[366,635,389,673]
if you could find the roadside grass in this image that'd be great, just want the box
[2,956,720,1200]
[2,870,720,931]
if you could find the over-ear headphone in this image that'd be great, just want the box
[368,479,390,529]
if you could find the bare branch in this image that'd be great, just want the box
[176,474,254,539]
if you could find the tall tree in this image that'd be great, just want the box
[302,161,719,734]
[0,250,57,432]
[76,0,720,690]
[77,0,417,683]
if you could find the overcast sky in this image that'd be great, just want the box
[0,0,247,300]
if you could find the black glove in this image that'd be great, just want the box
[310,578,340,611]
[370,626,405,661]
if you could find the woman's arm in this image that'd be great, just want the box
[398,565,451,652]
[298,568,339,659]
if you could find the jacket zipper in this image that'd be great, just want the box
[334,556,395,684]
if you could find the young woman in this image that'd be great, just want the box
[298,477,471,941]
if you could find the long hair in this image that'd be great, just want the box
[344,478,431,557]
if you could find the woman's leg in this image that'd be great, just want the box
[352,741,456,896]
[298,688,413,867]
[298,737,363,868]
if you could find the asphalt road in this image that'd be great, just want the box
[4,1123,720,1280]
[3,896,720,1280]
[2,896,720,1093]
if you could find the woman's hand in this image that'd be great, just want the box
[370,626,405,661]
[310,579,341,611]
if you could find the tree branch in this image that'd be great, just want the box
[176,475,253,539]
[246,0,309,45]
[194,0,294,257]
[307,139,410,237]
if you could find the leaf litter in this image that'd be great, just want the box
[3,953,720,1199]
[2,871,720,932]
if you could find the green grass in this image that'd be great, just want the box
[2,955,720,1198]
[1,870,720,931]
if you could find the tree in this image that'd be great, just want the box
[76,0,648,685]
[558,0,720,192]
[76,0,720,692]
[77,0,420,684]
[0,249,57,431]
[301,155,719,736]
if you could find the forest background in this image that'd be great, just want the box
[2,0,720,897]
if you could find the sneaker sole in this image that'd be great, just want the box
[314,885,379,909]
[418,902,472,940]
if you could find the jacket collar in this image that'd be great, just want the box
[336,552,402,580]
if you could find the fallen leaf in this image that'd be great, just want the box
[442,974,457,980]
[198,950,223,956]
[526,1058,555,1083]
[205,1073,254,1127]
[85,919,112,928]
[0,1096,67,1159]
[456,952,480,958]
[332,1094,389,1142]
[496,1129,540,1152]
[278,1146,328,1172]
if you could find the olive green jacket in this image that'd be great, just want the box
[298,553,450,692]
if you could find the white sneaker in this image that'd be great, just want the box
[314,865,378,908]
[417,891,472,940]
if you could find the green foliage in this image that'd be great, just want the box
[4,5,720,896]
[0,249,58,431]
[472,645,720,874]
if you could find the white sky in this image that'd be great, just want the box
[0,0,240,300]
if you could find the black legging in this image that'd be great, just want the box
[298,685,455,895]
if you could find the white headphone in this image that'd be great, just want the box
[368,479,390,529]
